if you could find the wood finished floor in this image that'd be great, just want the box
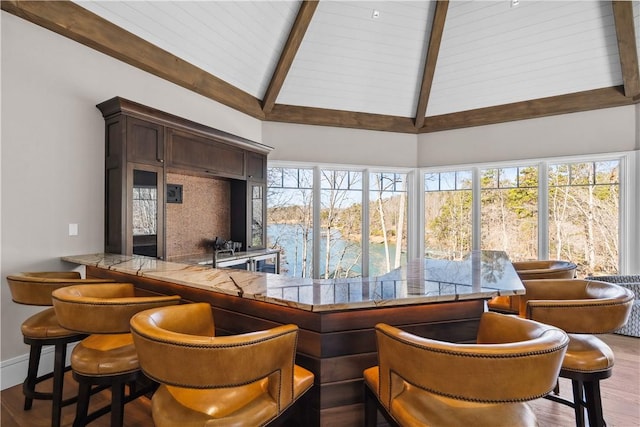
[1,334,638,426]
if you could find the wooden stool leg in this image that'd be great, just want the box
[111,382,126,427]
[23,342,42,410]
[51,342,67,427]
[73,380,92,427]
[571,379,586,427]
[364,385,378,427]
[584,380,606,427]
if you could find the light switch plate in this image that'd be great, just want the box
[69,223,78,236]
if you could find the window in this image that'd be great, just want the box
[422,155,625,277]
[268,153,630,279]
[320,169,363,279]
[480,166,538,261]
[370,172,408,275]
[424,170,472,260]
[548,160,620,276]
[267,167,313,278]
[268,165,413,279]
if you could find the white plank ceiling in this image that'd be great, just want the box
[74,0,637,119]
[76,1,300,98]
[278,1,435,117]
[427,1,622,116]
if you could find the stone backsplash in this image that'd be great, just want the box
[165,173,230,258]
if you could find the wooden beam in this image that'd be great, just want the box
[262,0,318,114]
[612,1,640,99]
[1,0,265,119]
[266,104,417,134]
[414,0,449,129]
[419,86,634,133]
[2,1,635,135]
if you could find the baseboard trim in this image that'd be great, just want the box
[1,343,76,391]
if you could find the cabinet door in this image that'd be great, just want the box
[127,163,165,259]
[247,152,266,182]
[249,183,265,249]
[167,129,245,179]
[126,117,164,165]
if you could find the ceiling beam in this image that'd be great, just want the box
[414,0,449,129]
[2,1,636,136]
[611,1,640,99]
[262,0,319,114]
[266,104,417,134]
[1,0,265,119]
[419,86,635,133]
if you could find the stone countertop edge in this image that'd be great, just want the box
[61,253,523,312]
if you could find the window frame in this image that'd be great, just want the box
[267,150,638,279]
[421,151,636,274]
[267,161,416,279]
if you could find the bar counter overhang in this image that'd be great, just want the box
[62,250,524,426]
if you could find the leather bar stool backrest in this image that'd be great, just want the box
[519,279,633,332]
[520,278,634,427]
[7,271,115,306]
[130,302,315,427]
[5,272,115,427]
[52,283,181,334]
[51,283,181,427]
[512,260,577,280]
[363,312,569,427]
[488,260,577,314]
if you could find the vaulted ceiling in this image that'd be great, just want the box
[3,1,639,134]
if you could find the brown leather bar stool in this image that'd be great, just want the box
[5,272,115,427]
[520,278,634,427]
[488,259,577,314]
[363,312,569,427]
[51,283,181,427]
[130,302,315,427]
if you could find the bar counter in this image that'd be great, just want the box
[63,250,524,426]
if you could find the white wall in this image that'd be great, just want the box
[417,105,638,166]
[0,12,261,388]
[263,121,418,168]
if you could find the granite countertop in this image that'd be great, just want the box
[62,250,524,312]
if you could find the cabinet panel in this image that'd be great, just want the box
[126,117,164,165]
[126,163,165,258]
[98,97,270,261]
[250,183,265,249]
[105,166,124,254]
[230,180,266,251]
[247,152,266,182]
[168,129,245,178]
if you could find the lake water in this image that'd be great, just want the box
[268,223,405,278]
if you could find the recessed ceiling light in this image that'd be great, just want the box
[511,0,520,7]
[372,10,380,19]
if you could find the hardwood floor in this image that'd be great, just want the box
[0,375,153,427]
[529,333,640,427]
[1,334,638,426]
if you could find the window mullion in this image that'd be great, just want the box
[410,169,422,260]
[538,162,549,260]
[312,166,321,279]
[472,167,481,251]
[362,170,370,278]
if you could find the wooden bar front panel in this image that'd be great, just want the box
[87,266,483,426]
